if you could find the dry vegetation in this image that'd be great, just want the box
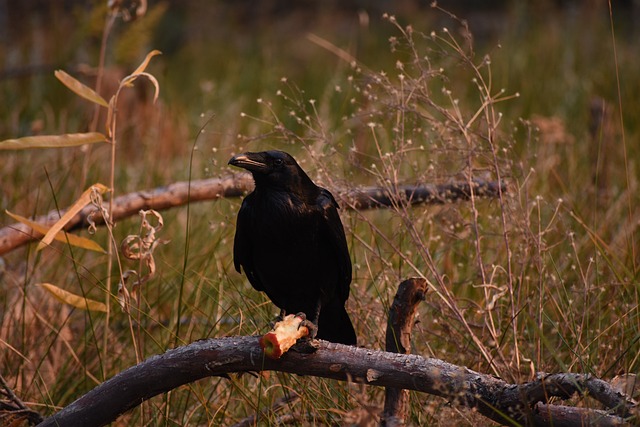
[1,2,639,426]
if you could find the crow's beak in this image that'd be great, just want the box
[228,153,268,173]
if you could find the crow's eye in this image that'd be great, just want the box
[273,158,284,166]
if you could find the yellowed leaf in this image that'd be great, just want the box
[38,283,107,312]
[55,70,109,107]
[37,183,110,251]
[132,50,162,76]
[118,50,162,102]
[0,132,107,150]
[139,72,160,102]
[105,96,116,138]
[120,71,160,103]
[5,210,106,253]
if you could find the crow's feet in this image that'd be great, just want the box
[291,312,319,354]
[295,312,318,340]
[269,310,287,329]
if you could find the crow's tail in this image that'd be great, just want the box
[317,299,357,345]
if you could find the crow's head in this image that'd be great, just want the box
[228,150,316,194]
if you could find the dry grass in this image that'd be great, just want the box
[1,2,639,426]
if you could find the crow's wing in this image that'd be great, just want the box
[233,193,265,292]
[317,188,352,302]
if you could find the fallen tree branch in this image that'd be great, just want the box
[382,277,428,426]
[1,174,253,256]
[343,179,504,210]
[0,175,504,256]
[36,336,634,427]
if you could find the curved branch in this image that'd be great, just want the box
[0,175,505,256]
[36,336,633,427]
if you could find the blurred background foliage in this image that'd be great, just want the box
[1,0,640,425]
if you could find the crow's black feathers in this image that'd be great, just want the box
[229,150,356,345]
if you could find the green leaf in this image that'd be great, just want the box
[0,132,107,150]
[55,70,109,107]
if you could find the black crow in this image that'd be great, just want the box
[229,150,356,345]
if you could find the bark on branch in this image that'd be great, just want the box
[0,175,504,256]
[382,277,428,426]
[36,336,634,427]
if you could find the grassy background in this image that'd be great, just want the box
[1,1,639,425]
